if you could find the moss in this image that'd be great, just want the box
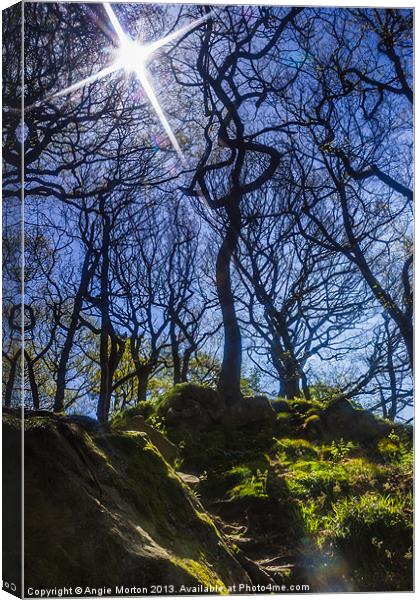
[377,430,413,467]
[23,414,57,431]
[156,383,221,415]
[321,492,413,591]
[288,398,324,415]
[286,460,349,499]
[13,414,248,591]
[96,432,199,545]
[111,401,156,429]
[171,555,228,593]
[177,424,228,470]
[222,457,274,502]
[228,471,269,500]
[302,414,323,441]
[175,419,274,473]
[276,411,292,423]
[194,511,221,538]
[275,437,319,463]
[271,398,291,413]
[285,454,387,502]
[304,414,321,427]
[9,383,413,594]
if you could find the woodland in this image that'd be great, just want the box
[2,2,413,594]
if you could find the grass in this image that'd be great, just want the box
[227,464,269,500]
[109,389,412,592]
[269,426,413,591]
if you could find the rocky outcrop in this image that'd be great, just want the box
[156,384,276,439]
[114,413,179,464]
[157,384,226,434]
[221,395,276,428]
[319,397,391,443]
[3,413,251,594]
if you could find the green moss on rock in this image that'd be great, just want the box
[3,414,250,591]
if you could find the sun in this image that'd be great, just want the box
[116,39,152,74]
[41,3,216,164]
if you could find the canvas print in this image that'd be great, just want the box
[2,1,413,596]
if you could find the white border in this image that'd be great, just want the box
[0,1,416,600]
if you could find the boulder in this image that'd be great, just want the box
[271,398,292,414]
[157,384,225,433]
[321,397,391,443]
[116,414,179,465]
[222,396,276,428]
[3,413,251,591]
[62,414,103,434]
[157,386,276,433]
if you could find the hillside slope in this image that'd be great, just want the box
[3,386,413,594]
[3,413,250,595]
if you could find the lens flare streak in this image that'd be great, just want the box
[46,3,215,164]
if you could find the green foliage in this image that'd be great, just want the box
[147,414,167,435]
[187,353,221,387]
[326,492,411,538]
[146,376,176,401]
[227,463,269,500]
[322,492,413,590]
[286,459,349,499]
[262,400,411,591]
[275,437,319,463]
[107,385,412,593]
[229,471,269,500]
[289,456,385,501]
[378,430,412,466]
[288,398,323,415]
[307,384,343,402]
[300,499,324,535]
[328,439,356,462]
[240,368,264,396]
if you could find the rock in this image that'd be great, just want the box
[62,414,102,434]
[176,471,201,488]
[157,386,276,433]
[303,414,322,439]
[321,398,391,443]
[3,413,251,591]
[117,414,179,465]
[157,384,226,434]
[222,396,276,428]
[271,399,291,414]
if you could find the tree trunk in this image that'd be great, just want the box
[283,372,301,400]
[97,215,113,423]
[216,209,242,405]
[4,350,20,407]
[385,317,398,421]
[269,315,307,400]
[272,346,301,400]
[337,182,413,370]
[300,370,311,401]
[54,249,97,412]
[180,347,194,383]
[24,351,40,410]
[137,365,152,403]
[170,320,182,385]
